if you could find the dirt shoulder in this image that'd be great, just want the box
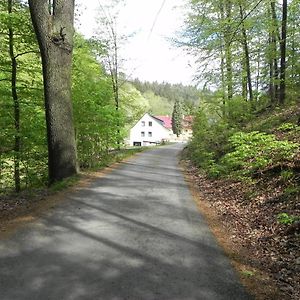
[181,160,299,300]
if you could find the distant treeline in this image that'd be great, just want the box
[131,79,200,108]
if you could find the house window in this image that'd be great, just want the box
[141,121,145,127]
[141,131,145,137]
[149,121,152,127]
[148,132,152,137]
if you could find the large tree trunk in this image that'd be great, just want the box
[28,0,78,184]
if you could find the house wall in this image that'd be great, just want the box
[129,114,170,146]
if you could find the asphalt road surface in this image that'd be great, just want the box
[0,144,252,300]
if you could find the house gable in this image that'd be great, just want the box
[129,113,170,146]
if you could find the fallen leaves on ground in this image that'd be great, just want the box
[185,161,299,300]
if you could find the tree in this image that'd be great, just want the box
[92,1,127,149]
[279,0,288,105]
[238,0,253,102]
[172,100,183,137]
[72,34,119,167]
[269,0,280,103]
[28,0,78,184]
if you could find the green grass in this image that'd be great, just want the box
[50,174,81,192]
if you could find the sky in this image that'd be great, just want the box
[76,0,196,85]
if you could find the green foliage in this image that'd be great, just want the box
[0,1,46,193]
[132,78,200,115]
[72,35,121,168]
[284,185,300,196]
[222,132,299,176]
[142,90,173,115]
[180,0,300,106]
[120,82,150,125]
[72,34,149,169]
[277,122,300,132]
[172,100,183,137]
[225,96,253,126]
[241,270,255,277]
[188,93,299,183]
[188,107,234,178]
[280,170,294,182]
[277,213,299,225]
[50,174,81,192]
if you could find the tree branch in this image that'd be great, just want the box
[14,50,40,59]
[228,0,264,46]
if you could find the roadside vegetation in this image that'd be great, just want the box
[180,0,300,299]
[1,1,299,298]
[0,2,199,195]
[0,1,199,227]
[184,105,299,299]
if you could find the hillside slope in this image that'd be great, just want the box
[185,105,300,300]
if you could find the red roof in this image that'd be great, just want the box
[182,115,194,129]
[155,115,193,130]
[155,115,172,129]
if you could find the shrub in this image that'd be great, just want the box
[188,108,236,176]
[221,131,299,177]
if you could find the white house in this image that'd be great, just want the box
[129,113,170,146]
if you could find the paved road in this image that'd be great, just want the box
[0,144,252,300]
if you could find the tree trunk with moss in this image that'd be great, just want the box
[28,0,78,184]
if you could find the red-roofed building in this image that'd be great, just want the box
[155,116,172,130]
[128,113,193,146]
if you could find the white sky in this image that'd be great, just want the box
[76,0,196,85]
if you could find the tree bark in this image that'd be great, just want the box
[106,19,121,150]
[8,0,21,192]
[220,45,226,116]
[220,0,233,101]
[28,0,78,184]
[224,0,233,100]
[270,1,280,103]
[239,2,253,102]
[279,0,287,105]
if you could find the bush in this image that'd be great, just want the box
[225,96,253,126]
[221,131,299,177]
[188,105,240,177]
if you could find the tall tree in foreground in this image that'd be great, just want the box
[172,100,183,137]
[28,0,78,183]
